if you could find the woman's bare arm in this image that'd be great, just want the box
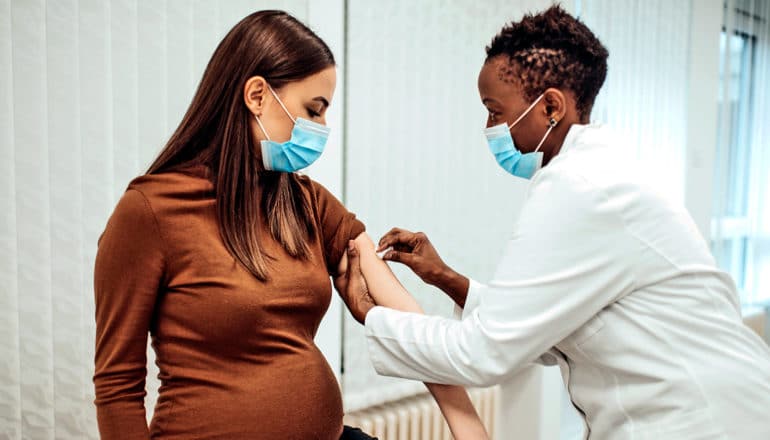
[335,232,489,440]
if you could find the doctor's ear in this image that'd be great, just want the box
[243,76,270,116]
[542,88,567,124]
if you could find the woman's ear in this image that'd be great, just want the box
[542,88,567,124]
[244,76,269,117]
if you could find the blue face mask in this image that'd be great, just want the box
[254,86,330,173]
[483,93,557,179]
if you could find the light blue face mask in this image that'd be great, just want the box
[254,86,330,173]
[483,93,558,179]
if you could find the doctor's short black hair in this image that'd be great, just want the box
[486,5,608,120]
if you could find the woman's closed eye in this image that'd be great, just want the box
[307,107,322,118]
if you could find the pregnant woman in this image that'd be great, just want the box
[93,10,486,440]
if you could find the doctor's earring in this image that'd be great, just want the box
[549,117,558,127]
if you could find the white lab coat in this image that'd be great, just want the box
[365,124,770,439]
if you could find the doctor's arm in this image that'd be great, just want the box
[376,228,486,319]
[376,228,471,308]
[360,172,638,387]
[335,233,489,440]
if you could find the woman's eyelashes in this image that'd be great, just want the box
[306,107,322,118]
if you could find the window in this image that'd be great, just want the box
[713,31,755,293]
[712,0,770,306]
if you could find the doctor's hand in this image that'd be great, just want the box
[337,240,376,325]
[377,228,470,308]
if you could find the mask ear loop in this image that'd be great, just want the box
[254,114,271,141]
[254,83,297,141]
[267,85,297,123]
[534,117,559,153]
[508,94,546,129]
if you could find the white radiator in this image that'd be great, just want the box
[343,387,499,440]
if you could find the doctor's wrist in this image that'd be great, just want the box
[436,268,469,308]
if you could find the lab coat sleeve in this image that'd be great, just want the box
[365,170,638,387]
[452,278,484,320]
[453,269,558,368]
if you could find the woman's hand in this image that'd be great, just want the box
[377,228,470,307]
[335,240,376,324]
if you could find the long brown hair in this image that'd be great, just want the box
[146,10,335,281]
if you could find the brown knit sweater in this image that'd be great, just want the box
[93,164,365,439]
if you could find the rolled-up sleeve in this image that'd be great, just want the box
[310,180,366,276]
[364,170,636,387]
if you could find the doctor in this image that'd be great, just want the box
[339,5,770,439]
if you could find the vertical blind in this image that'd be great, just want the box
[578,0,692,203]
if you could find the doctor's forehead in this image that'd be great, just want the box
[478,57,524,105]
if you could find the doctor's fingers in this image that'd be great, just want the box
[382,249,417,267]
[377,228,425,252]
[377,227,413,251]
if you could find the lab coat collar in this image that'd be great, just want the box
[558,122,606,156]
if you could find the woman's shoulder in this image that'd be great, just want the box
[126,163,214,201]
[294,174,339,205]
